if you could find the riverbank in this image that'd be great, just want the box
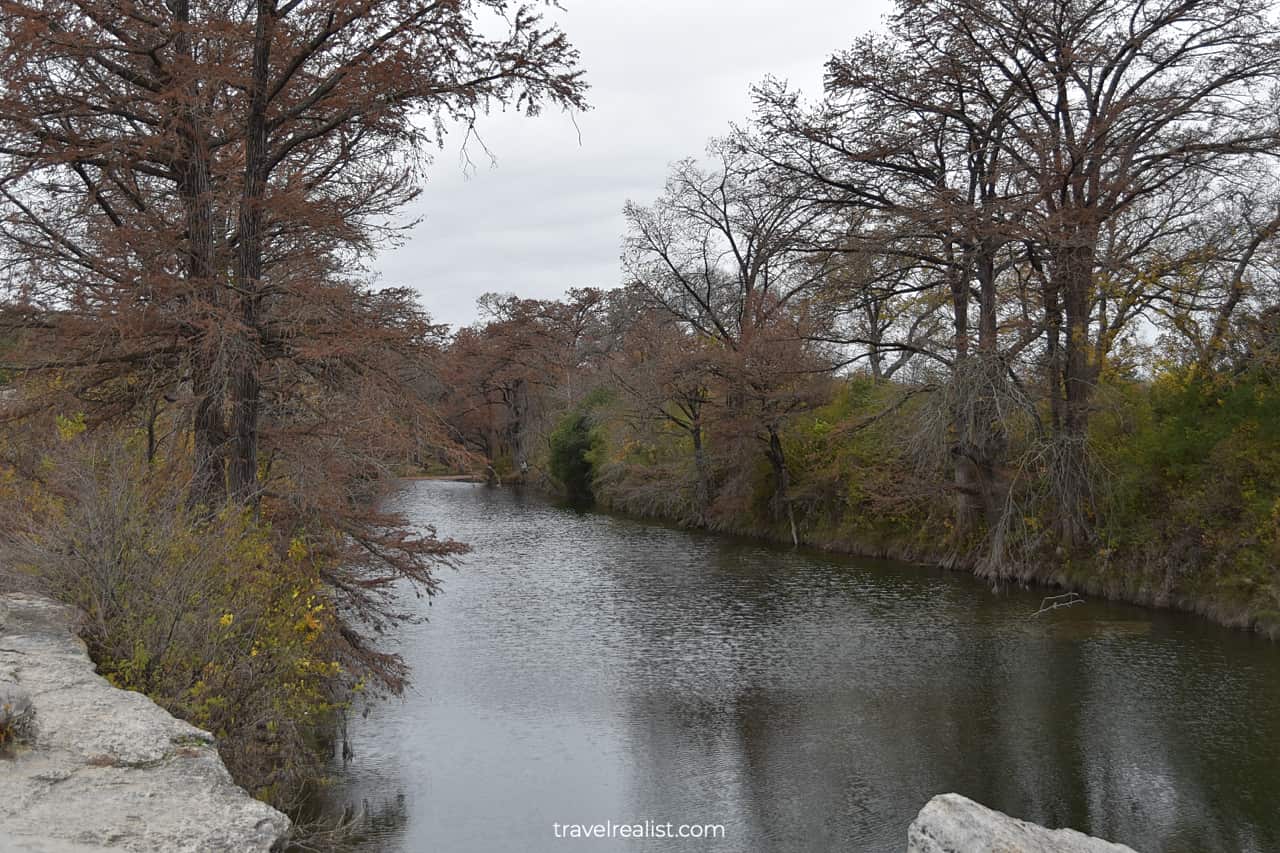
[0,593,289,852]
[600,492,1279,641]
[481,367,1278,642]
[467,467,1276,642]
[400,473,489,483]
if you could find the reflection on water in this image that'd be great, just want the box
[314,480,1280,852]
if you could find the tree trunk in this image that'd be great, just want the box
[947,247,975,537]
[1051,234,1099,548]
[509,377,528,473]
[229,0,274,505]
[691,420,710,525]
[974,249,1008,533]
[765,426,798,546]
[173,0,226,509]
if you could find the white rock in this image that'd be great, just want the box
[908,794,1140,853]
[0,594,290,852]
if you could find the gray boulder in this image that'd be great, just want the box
[908,793,1140,853]
[0,594,290,852]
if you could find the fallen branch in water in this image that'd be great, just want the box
[1032,592,1084,617]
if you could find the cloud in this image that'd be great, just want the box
[374,0,890,329]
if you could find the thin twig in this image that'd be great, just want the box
[1032,591,1085,617]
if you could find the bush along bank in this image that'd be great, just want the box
[527,369,1280,639]
[1,422,463,816]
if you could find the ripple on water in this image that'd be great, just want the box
[316,481,1280,853]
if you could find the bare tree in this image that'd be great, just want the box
[919,0,1280,544]
[623,141,837,541]
[753,0,1280,553]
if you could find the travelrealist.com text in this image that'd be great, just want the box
[552,821,727,840]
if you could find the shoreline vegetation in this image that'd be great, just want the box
[432,367,1280,638]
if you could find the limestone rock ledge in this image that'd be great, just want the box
[0,594,290,853]
[908,794,1140,853]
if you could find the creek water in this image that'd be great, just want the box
[315,479,1280,852]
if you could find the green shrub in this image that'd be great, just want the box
[545,388,614,505]
[548,411,599,505]
[1093,369,1280,627]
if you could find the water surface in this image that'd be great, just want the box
[318,480,1280,852]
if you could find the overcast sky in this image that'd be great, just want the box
[373,0,891,329]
